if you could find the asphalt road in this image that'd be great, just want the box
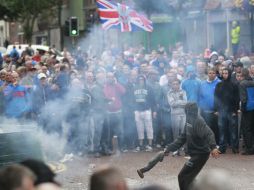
[55,151,254,190]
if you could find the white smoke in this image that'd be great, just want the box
[0,116,66,161]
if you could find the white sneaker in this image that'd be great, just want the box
[133,146,140,152]
[145,145,153,152]
[172,151,180,156]
[121,149,128,153]
[156,144,161,148]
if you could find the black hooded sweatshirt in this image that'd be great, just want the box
[214,70,239,113]
[165,103,217,155]
[133,75,156,112]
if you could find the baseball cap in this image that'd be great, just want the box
[38,73,47,80]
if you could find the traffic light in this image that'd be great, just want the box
[70,17,79,36]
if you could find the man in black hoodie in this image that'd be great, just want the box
[164,102,220,190]
[214,68,240,154]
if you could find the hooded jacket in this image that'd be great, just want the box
[133,75,156,112]
[32,83,53,114]
[167,88,187,115]
[214,70,239,113]
[165,103,217,155]
[181,76,201,103]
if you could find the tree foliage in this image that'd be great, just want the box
[0,2,18,21]
[0,0,61,43]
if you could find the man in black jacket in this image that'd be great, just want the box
[239,68,254,155]
[164,102,220,190]
[214,68,240,154]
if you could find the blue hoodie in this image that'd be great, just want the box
[198,77,220,111]
[4,84,30,118]
[9,48,19,61]
[182,77,201,103]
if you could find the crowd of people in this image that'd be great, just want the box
[0,42,254,158]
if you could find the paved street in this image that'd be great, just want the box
[56,151,254,190]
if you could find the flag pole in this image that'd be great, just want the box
[118,0,123,56]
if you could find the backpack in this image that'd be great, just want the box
[246,87,254,111]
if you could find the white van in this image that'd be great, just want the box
[6,44,64,61]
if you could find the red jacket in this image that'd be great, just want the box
[103,82,125,112]
[32,55,41,62]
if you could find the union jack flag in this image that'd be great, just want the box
[96,0,153,32]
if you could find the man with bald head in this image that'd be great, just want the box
[90,166,128,190]
[196,61,207,81]
[3,72,31,118]
[0,164,36,190]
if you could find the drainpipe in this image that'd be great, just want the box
[226,9,230,55]
[206,11,210,48]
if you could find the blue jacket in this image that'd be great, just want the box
[0,52,3,67]
[239,78,254,112]
[4,84,30,118]
[198,78,220,111]
[9,48,19,61]
[182,78,201,103]
[54,72,69,98]
[32,84,53,114]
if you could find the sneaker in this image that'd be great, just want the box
[121,149,128,153]
[134,146,140,152]
[145,145,153,152]
[156,144,161,148]
[184,155,191,159]
[172,150,180,157]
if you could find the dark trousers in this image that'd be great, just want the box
[92,112,105,153]
[153,116,161,145]
[218,112,239,152]
[66,114,89,154]
[123,111,137,149]
[106,111,124,150]
[100,119,110,153]
[241,110,254,152]
[178,153,210,190]
[232,43,239,56]
[38,113,62,135]
[200,110,219,144]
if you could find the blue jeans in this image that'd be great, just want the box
[218,111,238,152]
